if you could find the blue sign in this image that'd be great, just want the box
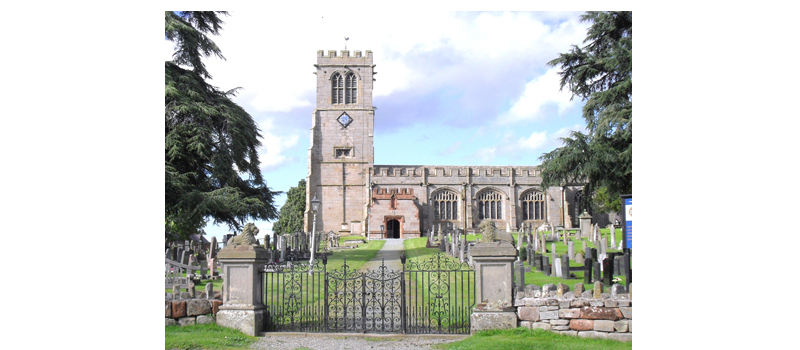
[624,197,632,250]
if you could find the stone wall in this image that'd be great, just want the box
[165,289,223,327]
[513,282,632,342]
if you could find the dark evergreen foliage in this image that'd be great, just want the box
[165,11,279,240]
[540,11,632,212]
[272,179,306,235]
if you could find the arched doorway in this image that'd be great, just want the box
[386,219,401,239]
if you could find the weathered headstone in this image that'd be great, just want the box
[568,241,575,260]
[593,261,601,283]
[600,238,607,255]
[205,282,214,300]
[209,237,218,259]
[574,252,584,262]
[280,236,287,261]
[561,254,571,279]
[543,256,551,276]
[553,256,562,277]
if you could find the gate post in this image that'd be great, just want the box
[469,241,518,334]
[216,241,271,336]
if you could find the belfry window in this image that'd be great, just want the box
[345,72,357,103]
[433,190,458,221]
[477,190,503,220]
[332,73,343,104]
[332,72,357,104]
[521,191,545,221]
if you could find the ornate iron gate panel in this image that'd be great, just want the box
[402,253,475,334]
[261,252,474,334]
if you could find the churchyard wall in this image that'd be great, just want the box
[164,288,223,327]
[513,282,632,341]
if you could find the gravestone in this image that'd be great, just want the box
[561,254,571,279]
[280,236,287,261]
[593,261,601,282]
[575,252,584,262]
[609,225,616,248]
[551,243,556,263]
[578,210,592,239]
[582,241,588,253]
[543,256,551,276]
[598,253,607,271]
[209,237,217,259]
[568,241,575,260]
[600,238,607,255]
[553,256,562,277]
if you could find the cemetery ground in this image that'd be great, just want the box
[167,229,630,349]
[165,236,384,295]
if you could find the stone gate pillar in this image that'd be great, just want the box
[216,244,270,336]
[470,241,518,333]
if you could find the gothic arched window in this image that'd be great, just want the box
[521,190,545,221]
[477,189,503,220]
[433,190,458,221]
[331,73,343,104]
[332,72,357,104]
[345,72,357,103]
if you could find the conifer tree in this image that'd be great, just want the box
[272,179,306,235]
[539,11,632,211]
[165,11,279,240]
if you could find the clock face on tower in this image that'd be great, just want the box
[337,113,353,128]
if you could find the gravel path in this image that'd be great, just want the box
[251,333,464,350]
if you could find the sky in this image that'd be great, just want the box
[165,11,595,243]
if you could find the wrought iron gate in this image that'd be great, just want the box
[260,252,475,334]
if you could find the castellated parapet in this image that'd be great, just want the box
[371,165,542,178]
[316,50,373,65]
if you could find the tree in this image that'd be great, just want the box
[539,11,632,211]
[272,179,306,235]
[165,11,279,240]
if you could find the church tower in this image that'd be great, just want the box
[305,50,375,235]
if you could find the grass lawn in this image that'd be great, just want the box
[165,323,258,350]
[435,328,632,350]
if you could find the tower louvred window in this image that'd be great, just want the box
[345,72,357,103]
[332,73,344,104]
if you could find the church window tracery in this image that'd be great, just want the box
[521,190,545,221]
[477,190,503,220]
[433,190,458,221]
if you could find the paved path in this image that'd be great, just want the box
[359,239,405,273]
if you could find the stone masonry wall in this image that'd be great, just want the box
[514,282,632,342]
[165,288,223,327]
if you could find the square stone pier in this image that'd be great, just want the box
[469,241,518,333]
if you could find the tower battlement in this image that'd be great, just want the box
[316,50,373,65]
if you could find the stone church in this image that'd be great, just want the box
[304,50,612,239]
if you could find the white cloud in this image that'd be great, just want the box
[257,118,300,171]
[499,67,577,123]
[475,147,497,163]
[518,131,547,150]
